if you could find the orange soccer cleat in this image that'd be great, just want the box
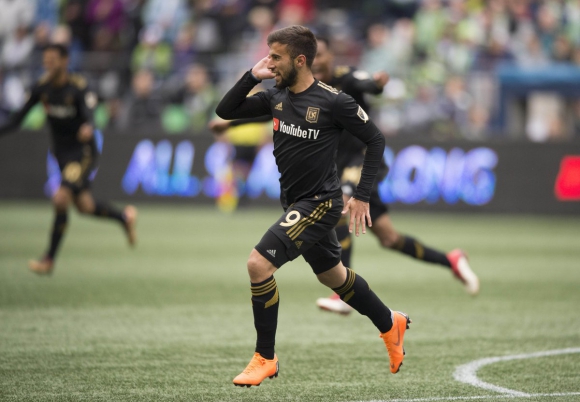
[380,311,411,374]
[233,353,279,387]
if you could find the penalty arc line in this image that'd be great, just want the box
[453,347,580,396]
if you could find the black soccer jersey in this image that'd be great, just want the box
[216,70,385,207]
[329,66,384,176]
[0,74,96,157]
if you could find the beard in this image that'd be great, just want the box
[275,64,298,89]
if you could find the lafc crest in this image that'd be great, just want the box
[306,107,320,123]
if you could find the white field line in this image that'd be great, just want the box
[453,347,580,396]
[351,392,580,402]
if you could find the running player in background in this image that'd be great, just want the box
[312,37,479,315]
[0,44,137,275]
[216,25,411,386]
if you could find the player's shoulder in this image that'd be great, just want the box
[335,65,372,82]
[333,65,354,79]
[315,80,340,96]
[34,73,51,88]
[68,73,88,90]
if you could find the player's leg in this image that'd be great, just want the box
[29,186,74,274]
[233,227,288,387]
[73,190,138,246]
[308,236,411,374]
[372,211,479,295]
[316,193,355,314]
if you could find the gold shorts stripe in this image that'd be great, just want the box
[264,288,279,308]
[286,201,328,238]
[286,200,332,240]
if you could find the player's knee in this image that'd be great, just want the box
[52,191,70,212]
[247,249,274,282]
[377,230,399,248]
[76,202,93,214]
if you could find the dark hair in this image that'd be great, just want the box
[267,25,317,67]
[44,43,69,58]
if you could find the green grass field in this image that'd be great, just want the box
[1,202,579,402]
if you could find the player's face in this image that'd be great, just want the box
[43,50,67,80]
[268,43,299,89]
[312,40,333,83]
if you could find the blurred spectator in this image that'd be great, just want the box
[131,26,172,77]
[172,25,197,75]
[168,64,218,133]
[472,37,515,72]
[33,0,59,29]
[63,0,92,51]
[86,0,126,51]
[118,69,163,130]
[142,0,190,42]
[1,26,34,71]
[0,0,35,42]
[359,24,394,74]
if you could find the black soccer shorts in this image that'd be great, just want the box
[255,195,344,275]
[56,144,98,195]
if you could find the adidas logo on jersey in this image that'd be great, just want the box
[275,102,283,111]
[267,249,277,257]
[295,241,303,249]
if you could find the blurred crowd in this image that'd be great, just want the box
[1,0,580,141]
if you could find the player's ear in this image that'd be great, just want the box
[295,54,306,68]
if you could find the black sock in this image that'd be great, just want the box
[393,235,451,268]
[47,212,68,259]
[333,268,393,333]
[335,217,353,268]
[251,276,279,360]
[93,202,126,224]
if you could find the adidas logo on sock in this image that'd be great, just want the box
[275,102,283,111]
[267,249,277,257]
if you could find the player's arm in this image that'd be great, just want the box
[208,115,271,134]
[77,83,98,143]
[348,71,389,95]
[215,57,274,120]
[0,86,41,137]
[334,93,386,235]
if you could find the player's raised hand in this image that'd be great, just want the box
[252,56,275,81]
[77,123,93,142]
[342,197,372,237]
[208,118,230,134]
[373,71,390,89]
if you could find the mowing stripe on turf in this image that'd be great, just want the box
[453,347,580,396]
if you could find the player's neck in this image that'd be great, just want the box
[288,72,315,94]
[51,71,68,87]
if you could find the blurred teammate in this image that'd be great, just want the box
[216,25,411,386]
[0,44,137,275]
[312,37,479,315]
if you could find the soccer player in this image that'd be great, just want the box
[0,44,137,275]
[216,25,411,387]
[312,38,480,315]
